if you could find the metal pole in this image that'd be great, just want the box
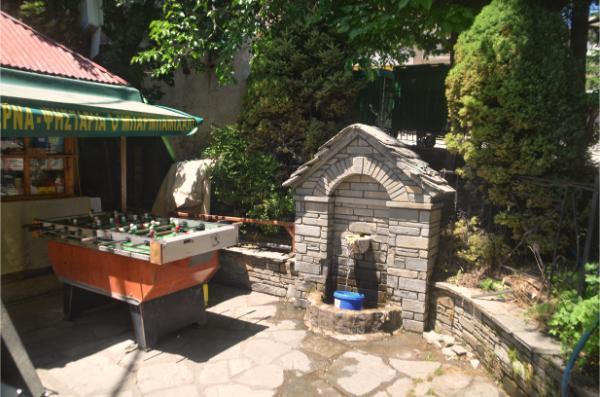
[120,136,127,213]
[1,300,46,397]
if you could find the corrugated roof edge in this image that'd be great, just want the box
[0,11,130,86]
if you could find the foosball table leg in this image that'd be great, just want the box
[62,284,112,321]
[128,284,207,350]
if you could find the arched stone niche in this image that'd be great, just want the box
[328,174,391,308]
[283,124,454,332]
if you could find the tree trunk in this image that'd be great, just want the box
[449,32,459,66]
[570,0,591,94]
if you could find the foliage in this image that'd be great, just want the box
[130,0,273,83]
[330,0,485,67]
[478,277,504,291]
[247,192,294,222]
[445,0,593,253]
[548,263,599,369]
[452,217,509,269]
[586,47,600,93]
[95,1,160,90]
[526,301,555,328]
[202,125,293,220]
[239,19,363,175]
[1,0,88,55]
[131,0,487,83]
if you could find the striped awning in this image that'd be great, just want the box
[1,68,202,138]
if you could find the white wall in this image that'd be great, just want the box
[149,46,252,160]
[1,197,92,275]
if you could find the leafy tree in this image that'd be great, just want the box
[95,1,160,90]
[445,0,593,252]
[131,0,273,84]
[330,0,487,66]
[239,19,363,177]
[131,0,488,83]
[1,0,88,54]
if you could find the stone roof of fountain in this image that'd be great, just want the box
[283,123,454,196]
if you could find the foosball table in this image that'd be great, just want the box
[34,212,239,349]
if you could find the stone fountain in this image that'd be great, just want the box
[283,124,454,335]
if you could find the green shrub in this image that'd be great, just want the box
[453,217,509,269]
[478,277,504,292]
[445,0,593,253]
[202,125,293,220]
[526,302,555,329]
[240,19,362,178]
[548,263,599,369]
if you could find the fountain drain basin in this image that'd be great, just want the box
[334,290,365,310]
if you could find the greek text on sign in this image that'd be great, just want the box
[1,103,196,133]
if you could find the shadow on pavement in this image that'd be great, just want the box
[5,284,266,370]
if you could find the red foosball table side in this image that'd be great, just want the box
[47,240,220,303]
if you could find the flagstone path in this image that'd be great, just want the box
[6,285,506,396]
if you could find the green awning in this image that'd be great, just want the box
[0,68,203,137]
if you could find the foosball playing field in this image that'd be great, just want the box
[36,212,238,264]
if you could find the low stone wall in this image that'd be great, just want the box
[304,292,402,337]
[214,246,296,298]
[430,282,595,397]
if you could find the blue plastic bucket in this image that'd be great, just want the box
[333,290,365,310]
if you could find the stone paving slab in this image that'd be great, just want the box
[389,358,441,380]
[325,350,397,396]
[6,285,507,397]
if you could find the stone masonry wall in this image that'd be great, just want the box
[429,282,596,397]
[330,175,389,307]
[213,247,296,298]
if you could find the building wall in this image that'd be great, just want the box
[150,47,251,160]
[1,197,92,275]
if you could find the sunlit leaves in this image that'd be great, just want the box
[131,0,485,82]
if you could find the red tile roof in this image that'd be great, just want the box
[0,11,129,86]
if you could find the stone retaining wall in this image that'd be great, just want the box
[214,246,296,298]
[430,282,595,397]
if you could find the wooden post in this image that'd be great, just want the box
[120,136,127,213]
